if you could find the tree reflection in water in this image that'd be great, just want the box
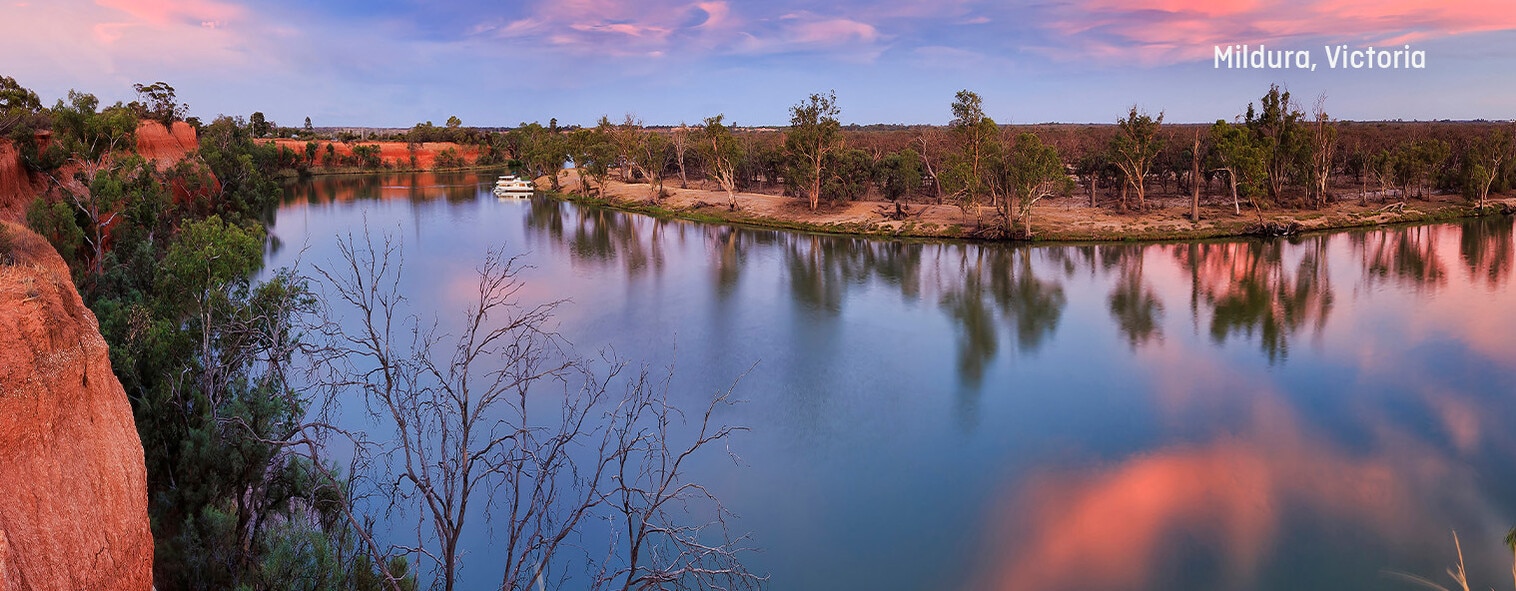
[1173,238,1334,363]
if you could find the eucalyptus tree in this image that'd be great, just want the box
[1111,106,1164,211]
[1307,95,1338,208]
[874,148,921,218]
[784,91,842,210]
[944,90,1002,213]
[1465,129,1512,209]
[1001,132,1072,238]
[1209,120,1266,218]
[1246,84,1305,202]
[699,114,743,209]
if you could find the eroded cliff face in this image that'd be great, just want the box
[0,141,41,221]
[0,221,153,590]
[135,120,199,167]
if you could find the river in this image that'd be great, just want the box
[267,170,1516,591]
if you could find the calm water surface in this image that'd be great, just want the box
[268,171,1516,591]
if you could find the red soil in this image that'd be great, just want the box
[0,222,154,590]
[0,141,41,222]
[134,121,199,168]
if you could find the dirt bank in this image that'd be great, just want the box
[0,142,42,222]
[0,221,154,590]
[557,172,1516,242]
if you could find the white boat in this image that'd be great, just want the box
[493,175,534,198]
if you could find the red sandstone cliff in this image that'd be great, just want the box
[0,142,41,222]
[0,221,154,590]
[135,120,199,168]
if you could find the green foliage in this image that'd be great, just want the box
[1210,119,1268,208]
[25,196,84,273]
[784,90,841,209]
[1001,132,1072,236]
[943,89,1002,210]
[132,81,188,126]
[569,126,617,195]
[512,122,568,189]
[351,144,383,169]
[1245,84,1306,201]
[0,74,44,138]
[49,91,138,165]
[197,115,283,219]
[874,148,921,202]
[823,147,873,201]
[1110,106,1164,209]
[249,112,271,138]
[434,146,465,169]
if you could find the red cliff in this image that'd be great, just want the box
[134,120,199,167]
[0,221,154,590]
[0,142,41,221]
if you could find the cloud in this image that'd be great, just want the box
[479,0,888,60]
[1039,0,1516,64]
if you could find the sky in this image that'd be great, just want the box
[2,0,1515,127]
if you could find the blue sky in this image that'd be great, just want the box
[2,0,1514,127]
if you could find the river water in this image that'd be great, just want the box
[268,170,1516,591]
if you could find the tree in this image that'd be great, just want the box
[307,230,763,591]
[1465,129,1512,209]
[699,114,743,209]
[0,74,43,136]
[874,148,921,218]
[1307,94,1338,208]
[671,123,691,189]
[784,91,842,210]
[1111,106,1164,212]
[1001,132,1072,238]
[1210,120,1267,218]
[944,90,1002,213]
[133,81,188,126]
[1246,84,1305,203]
[304,116,314,134]
[1189,129,1204,222]
[630,129,671,202]
[249,112,271,138]
[445,115,462,129]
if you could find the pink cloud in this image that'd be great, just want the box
[486,0,886,60]
[1043,0,1516,64]
[95,0,243,28]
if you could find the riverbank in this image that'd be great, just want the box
[548,172,1516,242]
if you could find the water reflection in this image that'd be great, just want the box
[1169,238,1334,362]
[267,172,1516,591]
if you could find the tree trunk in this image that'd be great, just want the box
[1190,132,1201,222]
[1120,181,1128,213]
[1230,172,1241,215]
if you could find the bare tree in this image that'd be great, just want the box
[915,129,947,204]
[305,227,764,591]
[1308,94,1338,209]
[671,123,691,189]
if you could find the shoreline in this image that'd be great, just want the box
[543,174,1516,244]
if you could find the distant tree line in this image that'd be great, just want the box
[479,85,1514,238]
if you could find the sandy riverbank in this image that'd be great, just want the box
[545,171,1516,242]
